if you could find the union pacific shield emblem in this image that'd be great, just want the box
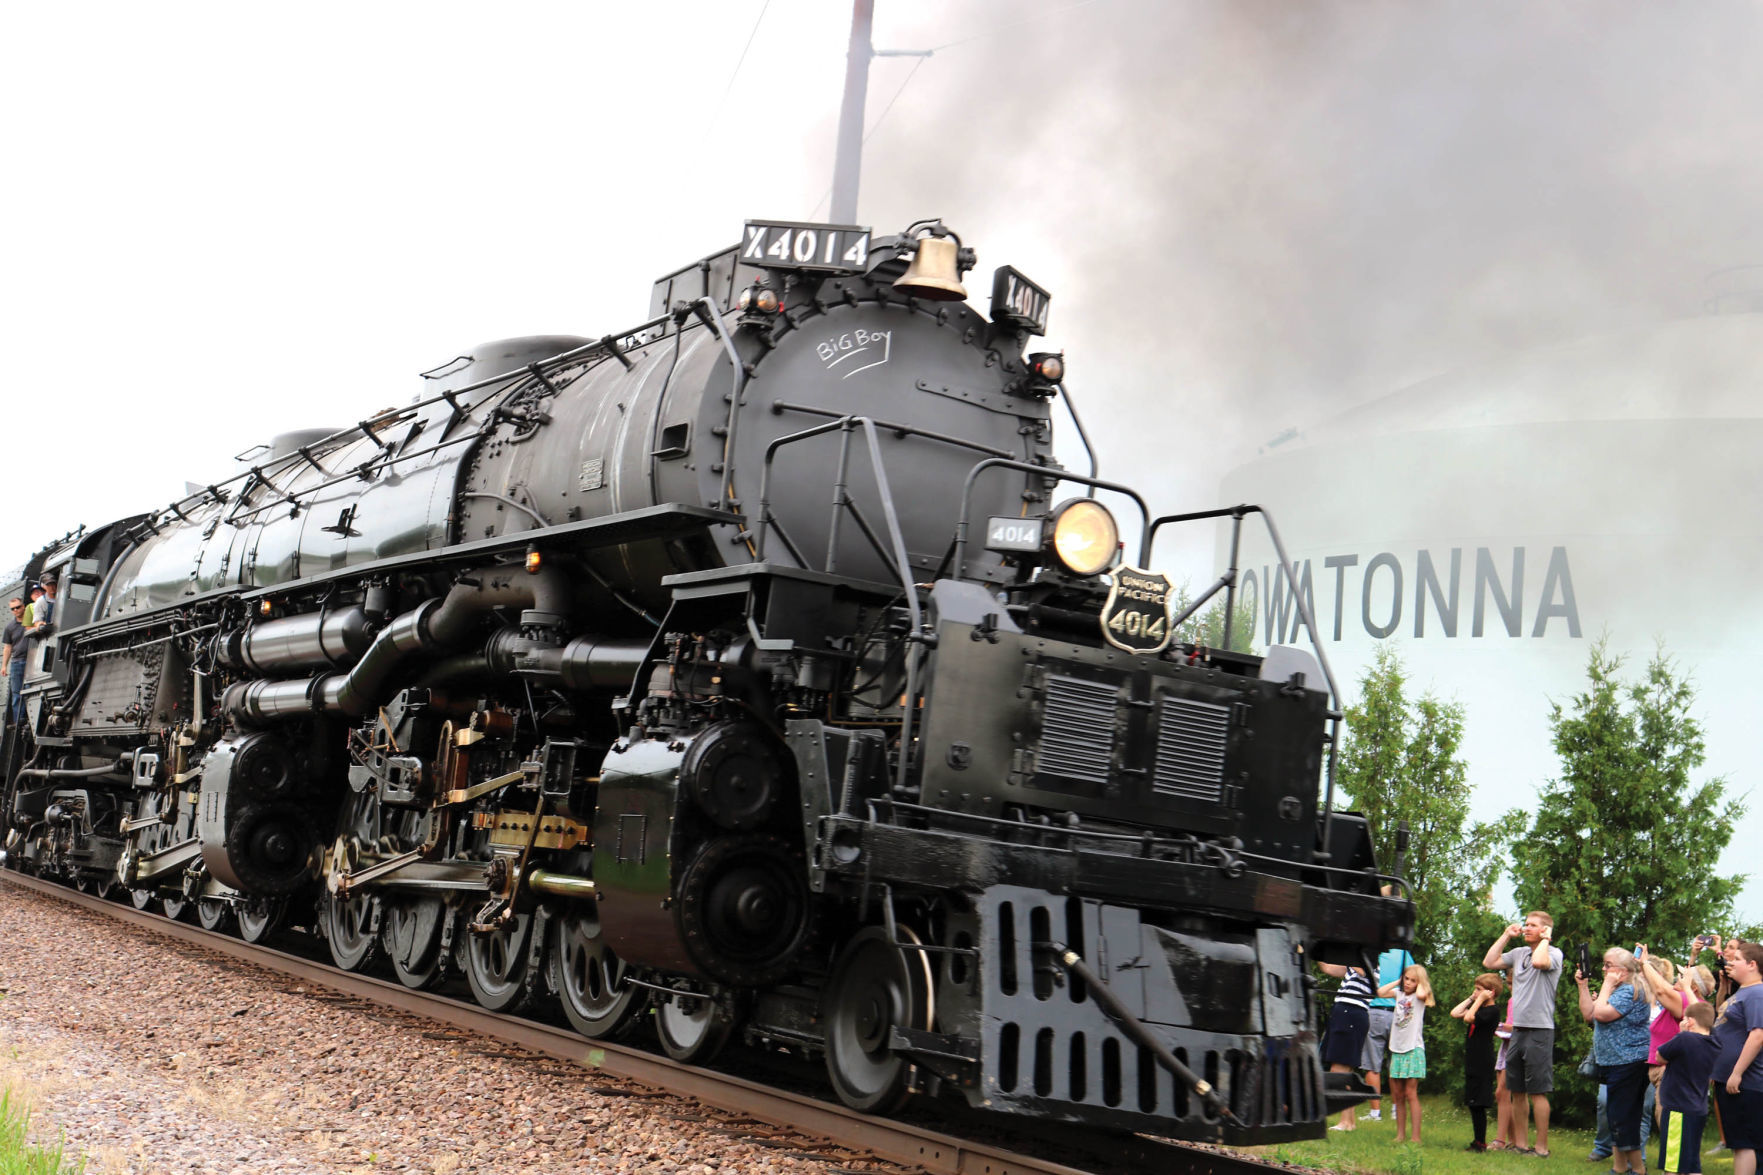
[1101,566,1174,653]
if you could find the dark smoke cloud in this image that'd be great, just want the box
[852,0,1763,514]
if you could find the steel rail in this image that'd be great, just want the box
[0,869,1291,1175]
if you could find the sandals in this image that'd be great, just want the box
[1529,1149,1552,1159]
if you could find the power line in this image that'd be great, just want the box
[811,53,928,219]
[863,54,927,146]
[716,0,772,118]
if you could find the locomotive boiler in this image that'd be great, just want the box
[0,216,1411,1143]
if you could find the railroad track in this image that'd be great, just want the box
[0,869,1283,1175]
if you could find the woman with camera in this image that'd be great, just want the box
[1581,947,1658,1175]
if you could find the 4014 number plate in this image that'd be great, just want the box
[741,220,871,272]
[1101,566,1174,653]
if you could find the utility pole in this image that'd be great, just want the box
[830,0,874,225]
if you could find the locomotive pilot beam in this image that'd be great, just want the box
[0,216,1410,1144]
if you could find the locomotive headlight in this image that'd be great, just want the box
[1049,498,1119,577]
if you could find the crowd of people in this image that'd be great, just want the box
[1,572,57,727]
[1318,912,1763,1175]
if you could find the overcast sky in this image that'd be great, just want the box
[5,1,1760,914]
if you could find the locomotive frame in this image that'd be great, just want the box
[1,216,1410,1145]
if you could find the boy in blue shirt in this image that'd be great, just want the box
[1657,1001,1721,1174]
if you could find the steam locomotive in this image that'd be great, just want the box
[0,217,1410,1144]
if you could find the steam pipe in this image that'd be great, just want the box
[15,753,135,782]
[222,563,577,724]
[423,564,567,644]
[217,606,373,673]
[483,628,652,689]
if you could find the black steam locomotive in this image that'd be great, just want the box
[0,217,1409,1143]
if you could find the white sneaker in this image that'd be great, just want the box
[1366,1110,1383,1121]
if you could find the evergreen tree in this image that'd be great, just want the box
[1514,639,1744,951]
[1508,638,1746,1123]
[1172,583,1256,653]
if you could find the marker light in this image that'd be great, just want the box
[525,548,542,574]
[1049,499,1119,577]
[737,285,780,314]
[1031,353,1064,383]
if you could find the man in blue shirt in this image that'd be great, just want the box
[1713,942,1763,1175]
[1360,946,1415,1121]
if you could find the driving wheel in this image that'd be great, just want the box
[548,903,645,1040]
[823,926,934,1113]
[463,912,535,1013]
[383,896,450,990]
[323,890,380,970]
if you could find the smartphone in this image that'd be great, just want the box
[1637,944,1647,958]
[1578,943,1592,976]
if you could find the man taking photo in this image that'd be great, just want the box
[1485,911,1564,1157]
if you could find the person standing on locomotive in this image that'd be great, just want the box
[24,574,56,676]
[1486,911,1565,1157]
[2,598,26,726]
[28,573,55,636]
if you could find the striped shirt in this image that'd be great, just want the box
[1336,969,1374,1009]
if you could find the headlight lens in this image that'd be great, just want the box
[1049,498,1118,576]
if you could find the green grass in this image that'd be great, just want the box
[0,1088,83,1175]
[1245,1096,1737,1175]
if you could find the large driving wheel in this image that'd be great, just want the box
[323,891,381,970]
[823,927,934,1114]
[383,896,450,990]
[655,991,738,1065]
[463,912,535,1013]
[548,903,645,1040]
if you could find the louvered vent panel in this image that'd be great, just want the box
[1035,675,1117,785]
[1152,696,1230,802]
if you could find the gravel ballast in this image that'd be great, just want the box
[0,884,898,1175]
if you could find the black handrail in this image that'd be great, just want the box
[753,416,928,794]
[1147,504,1346,856]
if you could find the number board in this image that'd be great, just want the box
[984,516,1046,554]
[990,266,1051,336]
[741,220,872,273]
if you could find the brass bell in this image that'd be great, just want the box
[892,235,967,302]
